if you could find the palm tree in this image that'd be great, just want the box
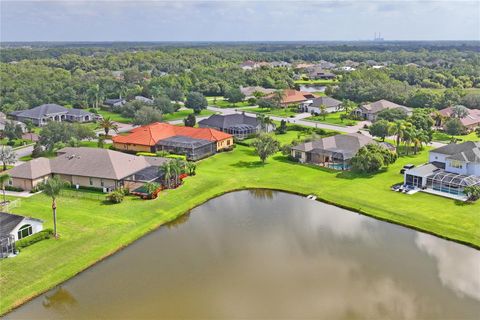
[390,120,407,152]
[258,114,273,132]
[145,182,161,198]
[160,162,172,189]
[271,90,285,109]
[451,105,469,119]
[186,161,197,176]
[43,176,68,238]
[319,104,328,120]
[431,110,444,127]
[0,173,10,206]
[98,117,119,136]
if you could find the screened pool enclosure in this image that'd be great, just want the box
[425,171,480,196]
[156,136,216,161]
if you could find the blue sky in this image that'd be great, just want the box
[1,1,479,41]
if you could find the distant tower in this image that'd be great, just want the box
[374,32,384,41]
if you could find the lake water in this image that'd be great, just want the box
[6,190,480,319]
[299,84,326,93]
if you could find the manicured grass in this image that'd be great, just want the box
[248,107,298,118]
[207,97,253,109]
[1,145,479,315]
[0,139,32,148]
[162,109,215,121]
[294,79,338,85]
[78,140,113,149]
[97,110,132,123]
[432,131,480,143]
[305,112,358,127]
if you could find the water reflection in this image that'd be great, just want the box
[248,189,276,199]
[162,212,191,229]
[42,287,77,313]
[416,232,480,301]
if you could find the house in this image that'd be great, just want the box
[299,96,342,114]
[9,104,94,126]
[240,60,260,70]
[291,133,394,170]
[135,96,154,104]
[339,66,356,72]
[353,99,412,122]
[305,66,336,80]
[266,89,317,106]
[404,142,480,200]
[269,61,291,68]
[0,212,43,243]
[317,60,337,69]
[239,86,276,99]
[112,122,233,159]
[198,113,275,139]
[437,107,480,131]
[0,117,26,133]
[111,71,124,80]
[6,147,169,192]
[105,98,126,108]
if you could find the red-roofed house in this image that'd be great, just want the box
[112,123,233,160]
[437,107,480,131]
[266,89,318,106]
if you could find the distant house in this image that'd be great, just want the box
[198,113,274,139]
[266,89,317,106]
[7,147,169,192]
[239,86,276,99]
[111,71,124,80]
[317,60,337,69]
[240,60,260,70]
[404,142,480,200]
[339,66,356,72]
[291,133,394,170]
[135,96,154,104]
[112,122,233,160]
[305,66,336,80]
[269,61,291,68]
[9,104,94,126]
[437,107,480,131]
[0,116,26,133]
[353,99,412,122]
[299,96,342,114]
[105,98,126,108]
[0,212,43,243]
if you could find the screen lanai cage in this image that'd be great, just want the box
[425,171,480,196]
[309,148,354,170]
[157,136,216,161]
[224,124,257,139]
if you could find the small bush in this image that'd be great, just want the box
[15,229,54,250]
[5,185,24,192]
[136,152,157,157]
[165,154,187,160]
[156,150,170,157]
[106,190,125,203]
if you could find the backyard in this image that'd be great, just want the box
[432,131,479,143]
[246,107,298,118]
[206,96,254,108]
[1,144,479,315]
[97,109,214,123]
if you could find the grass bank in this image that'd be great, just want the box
[1,145,479,315]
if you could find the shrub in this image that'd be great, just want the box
[5,185,24,192]
[156,150,170,157]
[6,140,15,147]
[136,152,157,157]
[165,154,187,160]
[15,229,54,250]
[106,190,125,203]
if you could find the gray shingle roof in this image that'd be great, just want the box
[359,100,411,114]
[309,96,342,108]
[9,104,92,119]
[157,135,213,148]
[198,114,259,130]
[7,157,52,180]
[291,133,377,160]
[0,212,24,236]
[432,141,480,160]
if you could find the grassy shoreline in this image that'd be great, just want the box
[1,145,479,315]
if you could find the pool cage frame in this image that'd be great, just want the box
[425,171,480,196]
[0,235,15,258]
[224,124,257,140]
[310,149,353,171]
[156,136,216,161]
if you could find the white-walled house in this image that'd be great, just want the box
[404,142,480,199]
[0,212,43,242]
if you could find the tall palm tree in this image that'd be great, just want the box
[160,162,172,189]
[43,176,68,238]
[258,114,273,132]
[98,117,119,136]
[271,90,285,109]
[0,173,10,206]
[431,110,444,127]
[390,120,407,152]
[319,104,328,120]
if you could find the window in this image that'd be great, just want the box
[8,179,12,186]
[294,151,302,159]
[100,179,104,187]
[449,160,463,169]
[17,224,32,240]
[227,140,231,146]
[89,177,93,186]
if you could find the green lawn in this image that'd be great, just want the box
[207,97,253,109]
[1,145,479,315]
[247,107,298,118]
[0,139,33,148]
[305,112,358,127]
[432,131,480,143]
[97,110,132,123]
[162,109,215,121]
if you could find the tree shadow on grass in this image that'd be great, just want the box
[454,200,475,206]
[230,160,266,168]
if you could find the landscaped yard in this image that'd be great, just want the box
[97,109,214,123]
[432,131,479,143]
[1,144,479,315]
[247,107,298,118]
[0,139,34,148]
[207,96,253,108]
[305,112,359,127]
[97,109,132,123]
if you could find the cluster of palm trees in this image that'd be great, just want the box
[389,121,431,155]
[159,159,196,189]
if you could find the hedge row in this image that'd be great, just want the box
[15,229,54,250]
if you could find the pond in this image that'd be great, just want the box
[299,84,326,93]
[6,190,480,319]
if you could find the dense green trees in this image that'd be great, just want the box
[369,120,391,141]
[133,106,163,125]
[185,92,208,114]
[351,144,397,173]
[38,122,96,149]
[251,134,280,163]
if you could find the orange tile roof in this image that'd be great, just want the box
[266,89,318,104]
[112,122,232,146]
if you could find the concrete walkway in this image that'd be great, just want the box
[2,190,40,198]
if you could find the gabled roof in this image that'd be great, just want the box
[7,157,51,180]
[0,212,43,236]
[198,114,259,129]
[267,89,318,105]
[9,104,92,119]
[438,107,480,127]
[112,123,232,147]
[309,96,342,108]
[359,100,411,114]
[432,141,480,163]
